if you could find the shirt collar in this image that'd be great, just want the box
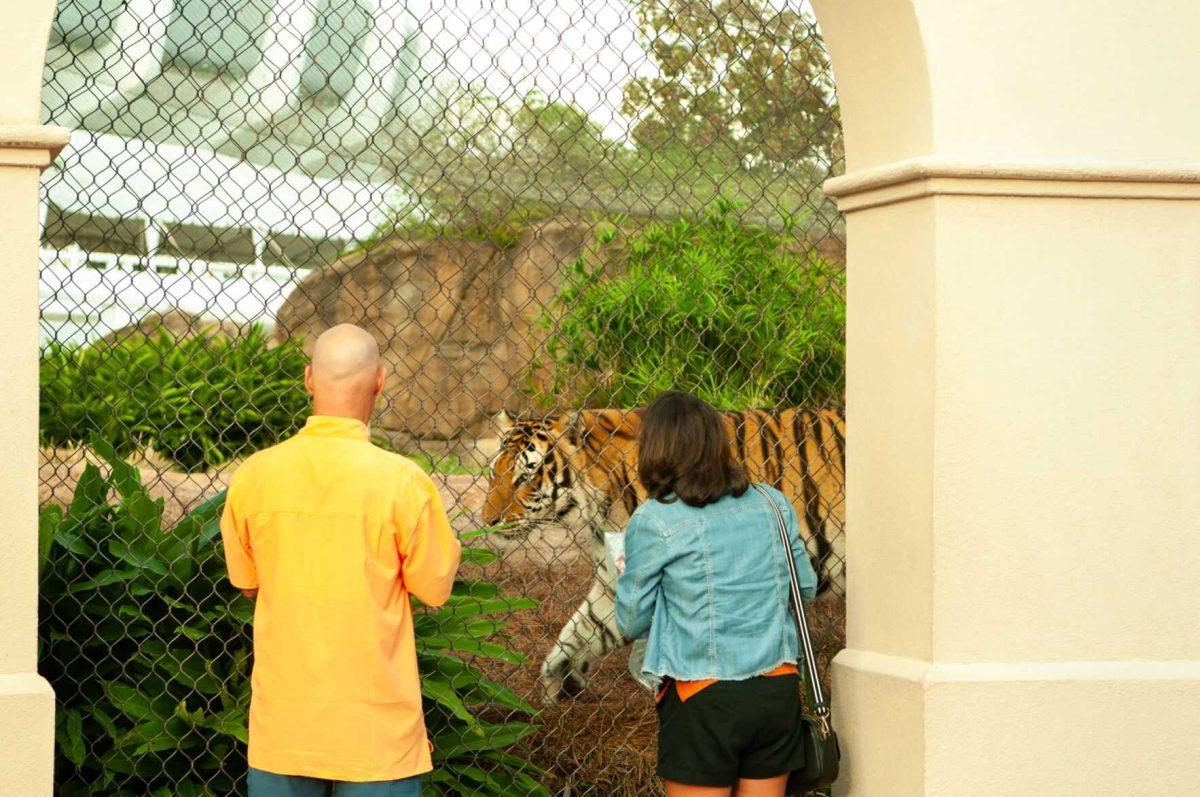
[299,415,370,440]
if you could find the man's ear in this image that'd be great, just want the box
[374,366,385,396]
[304,364,315,396]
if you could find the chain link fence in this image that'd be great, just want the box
[38,0,845,793]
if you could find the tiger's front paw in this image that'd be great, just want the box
[540,656,589,704]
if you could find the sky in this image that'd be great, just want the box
[405,0,654,138]
[402,0,819,139]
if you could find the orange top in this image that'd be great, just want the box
[661,664,800,703]
[221,415,461,781]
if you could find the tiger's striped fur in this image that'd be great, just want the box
[482,407,845,701]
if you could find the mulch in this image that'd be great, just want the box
[470,556,847,797]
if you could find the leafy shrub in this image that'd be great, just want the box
[369,433,485,477]
[533,201,845,409]
[39,326,310,471]
[40,442,548,796]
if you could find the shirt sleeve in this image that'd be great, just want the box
[615,512,666,640]
[783,498,820,604]
[396,473,461,607]
[220,471,258,590]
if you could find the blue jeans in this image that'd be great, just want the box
[248,768,421,796]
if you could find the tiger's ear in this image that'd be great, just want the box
[493,409,515,434]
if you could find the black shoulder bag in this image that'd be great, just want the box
[752,484,841,793]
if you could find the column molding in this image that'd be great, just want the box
[826,156,1200,211]
[0,69,66,792]
[0,124,71,167]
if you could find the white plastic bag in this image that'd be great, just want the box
[603,531,627,578]
[604,531,661,693]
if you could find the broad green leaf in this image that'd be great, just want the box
[450,579,501,599]
[436,596,538,619]
[65,463,107,521]
[433,722,537,758]
[67,568,138,594]
[108,537,167,576]
[202,709,249,744]
[227,600,255,625]
[137,647,222,695]
[102,682,158,721]
[477,750,552,778]
[417,634,528,664]
[57,707,86,766]
[91,438,143,502]
[100,746,165,777]
[422,678,478,727]
[38,504,63,578]
[458,546,499,566]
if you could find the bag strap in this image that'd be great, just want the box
[751,483,831,723]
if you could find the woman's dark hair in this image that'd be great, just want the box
[637,391,749,507]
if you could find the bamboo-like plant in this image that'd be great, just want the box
[39,325,310,471]
[533,200,846,410]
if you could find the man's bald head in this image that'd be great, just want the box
[304,324,385,421]
[311,324,380,382]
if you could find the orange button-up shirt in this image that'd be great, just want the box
[221,415,461,782]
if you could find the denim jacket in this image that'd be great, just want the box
[615,485,819,681]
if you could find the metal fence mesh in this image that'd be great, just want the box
[38,0,845,794]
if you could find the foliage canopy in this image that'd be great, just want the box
[533,201,845,410]
[622,0,841,172]
[40,326,310,471]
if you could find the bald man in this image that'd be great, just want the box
[220,324,461,797]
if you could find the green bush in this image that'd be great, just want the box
[533,201,845,409]
[40,441,548,796]
[40,326,310,471]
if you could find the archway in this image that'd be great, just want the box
[5,1,1200,795]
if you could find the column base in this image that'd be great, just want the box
[832,648,1200,796]
[0,673,55,796]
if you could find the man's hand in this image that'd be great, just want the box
[241,588,259,600]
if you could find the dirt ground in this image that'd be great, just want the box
[41,447,846,796]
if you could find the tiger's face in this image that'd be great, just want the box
[482,413,584,542]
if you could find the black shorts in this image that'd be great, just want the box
[655,673,806,787]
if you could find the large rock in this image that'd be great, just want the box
[274,220,592,438]
[99,309,243,346]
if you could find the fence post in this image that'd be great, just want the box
[0,1,69,794]
[814,1,1200,794]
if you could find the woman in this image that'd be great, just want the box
[615,391,819,797]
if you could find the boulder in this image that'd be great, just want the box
[99,309,243,346]
[274,220,593,438]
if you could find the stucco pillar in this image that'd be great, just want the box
[0,1,69,795]
[240,0,317,121]
[812,1,1200,794]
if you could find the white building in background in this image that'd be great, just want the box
[39,0,430,345]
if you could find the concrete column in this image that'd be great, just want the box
[812,1,1200,794]
[342,3,414,142]
[42,0,174,126]
[109,0,173,97]
[239,0,318,121]
[0,1,70,793]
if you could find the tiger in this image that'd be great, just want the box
[481,406,845,702]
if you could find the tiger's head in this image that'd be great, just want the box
[482,411,588,542]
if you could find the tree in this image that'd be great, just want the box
[621,0,842,174]
[370,0,844,239]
